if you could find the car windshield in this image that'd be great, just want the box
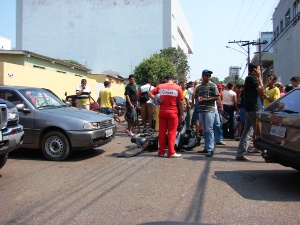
[19,88,66,109]
[264,89,300,113]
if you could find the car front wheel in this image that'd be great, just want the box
[0,153,8,169]
[41,131,71,161]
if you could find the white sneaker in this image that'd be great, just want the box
[168,153,181,158]
[128,131,134,136]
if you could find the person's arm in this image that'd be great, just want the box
[126,95,134,109]
[216,96,223,111]
[233,94,239,113]
[178,99,184,122]
[253,67,267,97]
[76,86,85,96]
[110,97,114,109]
[97,95,101,106]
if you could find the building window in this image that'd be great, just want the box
[56,70,66,74]
[285,9,291,26]
[33,65,45,70]
[276,26,279,37]
[280,20,283,32]
[294,0,300,18]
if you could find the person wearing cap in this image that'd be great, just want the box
[76,79,91,110]
[195,69,219,157]
[98,81,114,117]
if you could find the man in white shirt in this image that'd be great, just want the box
[138,79,154,128]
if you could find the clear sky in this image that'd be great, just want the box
[0,0,279,81]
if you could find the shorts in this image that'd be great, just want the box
[239,107,246,123]
[141,103,154,120]
[100,107,114,118]
[126,107,137,123]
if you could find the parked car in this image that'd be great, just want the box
[0,98,24,169]
[0,86,116,161]
[65,95,100,111]
[254,87,300,170]
[114,96,126,116]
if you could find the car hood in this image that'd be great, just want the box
[40,107,111,121]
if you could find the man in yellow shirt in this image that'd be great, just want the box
[98,81,114,117]
[263,74,280,108]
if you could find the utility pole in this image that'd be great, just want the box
[228,39,268,67]
[228,40,254,66]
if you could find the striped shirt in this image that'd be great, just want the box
[76,85,91,106]
[195,81,219,112]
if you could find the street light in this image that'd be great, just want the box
[225,46,248,58]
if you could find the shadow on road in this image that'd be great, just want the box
[213,169,300,201]
[8,148,105,162]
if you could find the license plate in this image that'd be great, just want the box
[105,128,113,137]
[270,125,286,138]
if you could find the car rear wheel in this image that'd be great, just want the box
[0,153,8,169]
[41,131,71,161]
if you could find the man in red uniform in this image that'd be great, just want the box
[148,74,184,158]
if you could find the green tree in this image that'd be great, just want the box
[134,54,176,85]
[223,75,245,85]
[158,47,190,82]
[64,60,83,66]
[210,77,220,84]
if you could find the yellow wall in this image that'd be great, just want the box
[88,74,125,98]
[0,62,98,100]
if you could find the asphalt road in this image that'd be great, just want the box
[1,122,300,225]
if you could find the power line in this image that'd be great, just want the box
[230,0,245,40]
[240,0,268,39]
[234,0,255,40]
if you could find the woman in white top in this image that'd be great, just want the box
[221,83,239,139]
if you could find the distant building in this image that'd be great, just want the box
[0,36,11,50]
[272,0,300,84]
[16,0,193,77]
[252,31,274,81]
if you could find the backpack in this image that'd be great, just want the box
[138,86,151,103]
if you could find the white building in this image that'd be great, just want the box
[0,36,12,50]
[272,0,300,84]
[16,0,193,77]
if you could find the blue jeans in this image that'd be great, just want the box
[236,111,257,157]
[100,108,114,118]
[214,109,223,143]
[198,111,215,152]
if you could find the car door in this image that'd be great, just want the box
[0,90,35,144]
[260,89,300,152]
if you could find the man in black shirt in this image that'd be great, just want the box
[125,74,138,136]
[236,64,267,161]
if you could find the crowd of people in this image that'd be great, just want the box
[76,70,300,160]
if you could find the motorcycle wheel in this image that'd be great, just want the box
[182,136,201,151]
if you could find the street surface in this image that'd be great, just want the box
[1,122,300,225]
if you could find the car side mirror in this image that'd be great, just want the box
[16,103,31,113]
[65,101,72,107]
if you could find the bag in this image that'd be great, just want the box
[219,110,229,124]
[138,86,151,103]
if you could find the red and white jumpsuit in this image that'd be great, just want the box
[151,83,183,157]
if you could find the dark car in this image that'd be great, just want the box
[254,87,300,170]
[65,95,100,112]
[0,86,116,161]
[114,96,125,116]
[0,98,24,169]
